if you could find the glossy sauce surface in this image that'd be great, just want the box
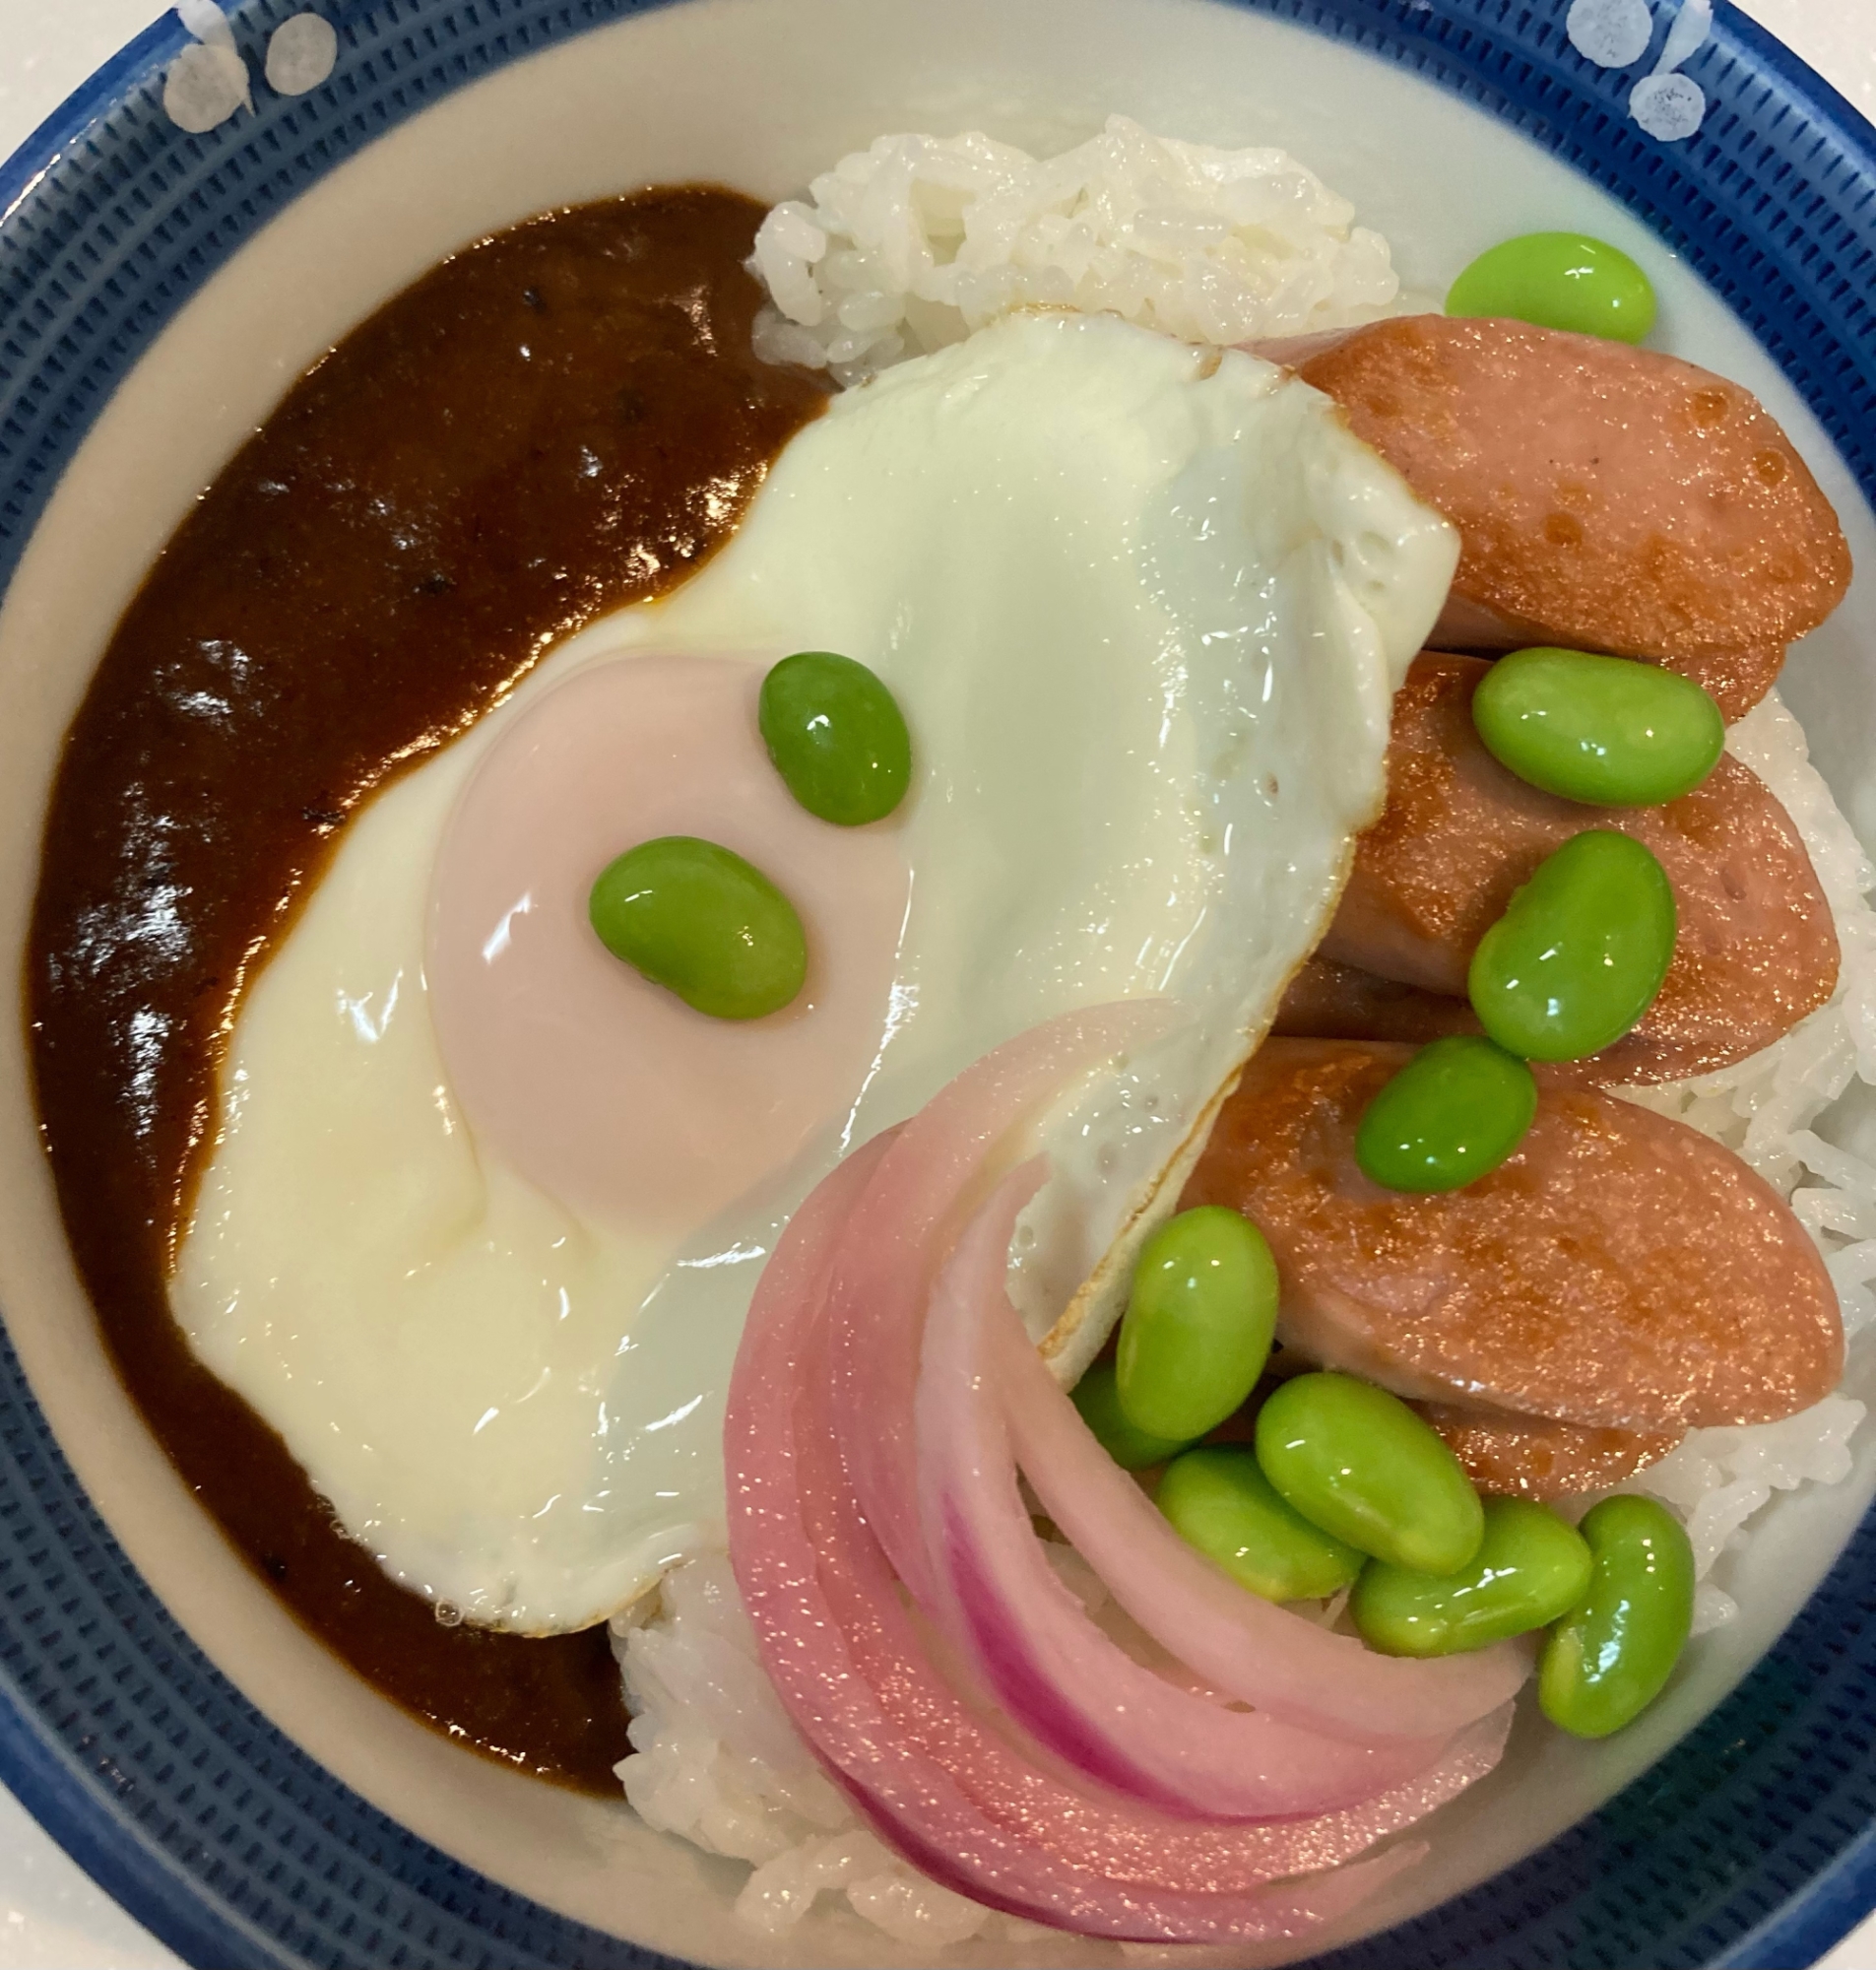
[28,188,828,1790]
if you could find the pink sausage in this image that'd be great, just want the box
[1314,651,1840,1084]
[1412,1404,1683,1501]
[1294,317,1851,720]
[1182,1038,1842,1434]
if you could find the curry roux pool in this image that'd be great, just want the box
[27,186,827,1792]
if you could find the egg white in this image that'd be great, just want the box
[171,312,1455,1633]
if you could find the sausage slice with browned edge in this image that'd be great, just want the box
[1182,1039,1841,1433]
[1316,651,1839,1083]
[1414,1404,1683,1500]
[1274,953,1482,1049]
[1295,317,1851,719]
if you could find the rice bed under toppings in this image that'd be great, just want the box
[748,115,1402,386]
[1609,689,1875,1632]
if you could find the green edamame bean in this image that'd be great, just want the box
[1255,1373,1484,1575]
[1472,648,1725,807]
[1115,1208,1278,1442]
[1158,1450,1363,1600]
[1447,232,1656,344]
[1468,830,1676,1061]
[1070,1359,1192,1471]
[1539,1494,1695,1738]
[1355,1035,1536,1192]
[1352,1497,1592,1656]
[589,835,807,1020]
[1157,1446,1365,1604]
[758,650,912,826]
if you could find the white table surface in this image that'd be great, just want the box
[1,1,1873,1964]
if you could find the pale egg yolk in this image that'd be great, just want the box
[428,652,909,1234]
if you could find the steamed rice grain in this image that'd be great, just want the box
[1609,690,1875,1627]
[749,116,1403,385]
[611,1555,1031,1943]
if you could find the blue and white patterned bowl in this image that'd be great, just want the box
[2,3,1875,1966]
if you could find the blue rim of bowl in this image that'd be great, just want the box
[2,3,1875,1966]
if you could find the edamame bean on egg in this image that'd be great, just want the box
[590,835,808,1020]
[759,649,913,825]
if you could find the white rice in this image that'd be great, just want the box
[1606,689,1876,1629]
[613,705,1876,1941]
[611,1554,1039,1945]
[747,116,1401,386]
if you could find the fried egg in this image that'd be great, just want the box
[171,311,1456,1633]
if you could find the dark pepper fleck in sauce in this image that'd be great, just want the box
[27,187,828,1794]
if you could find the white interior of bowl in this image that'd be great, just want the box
[0,0,1871,1963]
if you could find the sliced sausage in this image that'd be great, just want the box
[1316,651,1839,1082]
[1275,952,1789,1089]
[1414,1403,1682,1501]
[1274,954,1481,1049]
[1295,316,1851,720]
[1182,1038,1842,1433]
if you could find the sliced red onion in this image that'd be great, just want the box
[999,1305,1528,1743]
[725,1011,1518,1939]
[917,1159,1453,1819]
[804,1411,1513,1906]
[823,1000,1174,1606]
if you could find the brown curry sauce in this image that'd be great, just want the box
[27,188,828,1792]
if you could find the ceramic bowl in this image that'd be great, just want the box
[2,3,1875,1965]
